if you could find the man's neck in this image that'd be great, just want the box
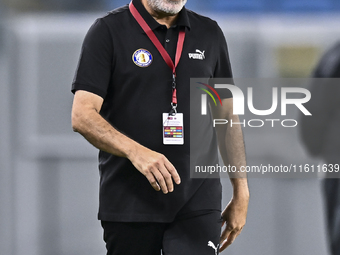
[141,0,179,29]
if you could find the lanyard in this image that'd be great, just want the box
[129,1,186,110]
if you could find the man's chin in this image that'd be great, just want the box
[162,7,183,15]
[148,0,186,15]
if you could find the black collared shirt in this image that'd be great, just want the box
[72,0,233,222]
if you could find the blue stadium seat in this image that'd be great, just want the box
[105,0,128,10]
[332,0,340,11]
[210,0,266,12]
[281,0,332,12]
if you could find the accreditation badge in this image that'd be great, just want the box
[162,113,184,145]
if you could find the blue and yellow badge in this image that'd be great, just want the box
[132,49,153,67]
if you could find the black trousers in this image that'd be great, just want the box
[101,210,222,255]
[323,178,340,255]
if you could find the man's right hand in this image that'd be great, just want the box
[128,145,181,194]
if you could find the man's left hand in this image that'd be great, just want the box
[219,191,249,252]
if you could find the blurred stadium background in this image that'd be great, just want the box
[0,0,339,254]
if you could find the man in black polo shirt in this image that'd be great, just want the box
[71,0,249,254]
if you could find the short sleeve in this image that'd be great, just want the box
[211,23,233,99]
[72,18,113,98]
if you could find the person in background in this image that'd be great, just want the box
[300,42,340,255]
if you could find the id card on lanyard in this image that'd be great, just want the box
[129,1,186,145]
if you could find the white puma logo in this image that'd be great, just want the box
[195,49,205,58]
[188,49,206,60]
[207,241,219,255]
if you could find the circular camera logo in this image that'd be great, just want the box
[132,49,153,67]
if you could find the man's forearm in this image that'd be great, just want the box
[215,114,247,178]
[225,114,247,179]
[72,105,140,159]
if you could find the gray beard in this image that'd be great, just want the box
[147,0,187,15]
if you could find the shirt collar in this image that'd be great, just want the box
[131,0,191,31]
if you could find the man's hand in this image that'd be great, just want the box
[219,187,249,252]
[128,145,181,194]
